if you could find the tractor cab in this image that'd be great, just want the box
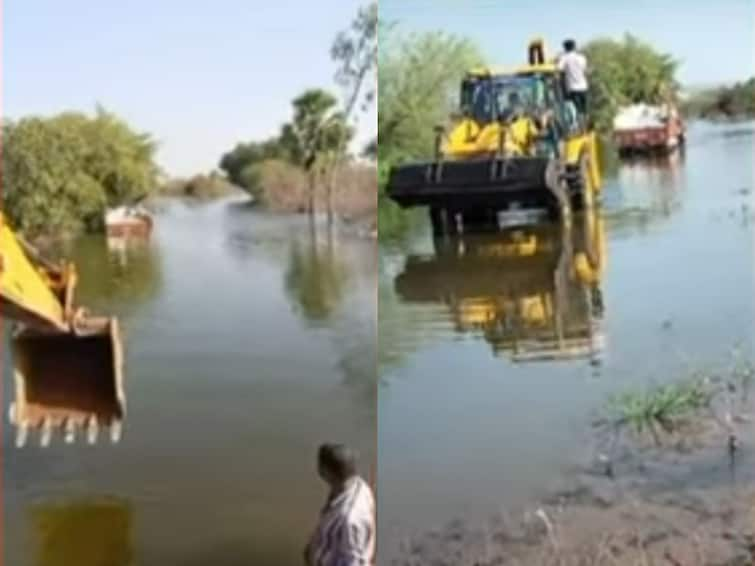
[460,71,576,129]
[452,69,581,160]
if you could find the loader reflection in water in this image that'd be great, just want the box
[31,498,132,566]
[395,209,606,363]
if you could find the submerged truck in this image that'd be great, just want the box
[613,103,685,157]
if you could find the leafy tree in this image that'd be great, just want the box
[583,34,679,131]
[377,29,483,240]
[328,1,378,225]
[281,89,352,216]
[2,108,158,237]
[378,30,484,163]
[218,138,286,191]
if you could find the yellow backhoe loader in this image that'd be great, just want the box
[387,39,602,235]
[1,213,125,446]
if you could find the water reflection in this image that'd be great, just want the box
[30,498,132,566]
[66,235,163,315]
[284,236,351,324]
[606,151,685,233]
[394,209,606,364]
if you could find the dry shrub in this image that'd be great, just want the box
[255,159,376,219]
[254,159,309,212]
[333,162,377,219]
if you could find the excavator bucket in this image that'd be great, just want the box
[1,214,126,445]
[386,156,569,214]
[9,317,125,446]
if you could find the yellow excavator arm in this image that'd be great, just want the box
[1,213,72,331]
[0,213,125,446]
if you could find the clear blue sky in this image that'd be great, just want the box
[381,0,754,87]
[3,0,376,176]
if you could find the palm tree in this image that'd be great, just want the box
[279,89,350,222]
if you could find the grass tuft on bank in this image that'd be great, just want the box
[606,378,714,436]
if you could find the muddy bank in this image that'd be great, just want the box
[388,384,754,566]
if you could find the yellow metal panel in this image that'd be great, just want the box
[564,136,585,164]
[444,117,539,158]
[0,215,66,330]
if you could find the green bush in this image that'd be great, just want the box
[160,172,236,199]
[682,78,755,119]
[2,108,158,238]
[583,34,679,132]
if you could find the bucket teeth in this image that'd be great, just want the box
[87,416,99,445]
[40,418,53,448]
[8,414,123,447]
[64,419,76,444]
[15,421,29,448]
[110,420,122,444]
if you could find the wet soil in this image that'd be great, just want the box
[388,391,755,566]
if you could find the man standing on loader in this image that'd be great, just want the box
[558,39,589,121]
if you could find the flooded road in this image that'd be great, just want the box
[378,121,754,555]
[4,198,376,565]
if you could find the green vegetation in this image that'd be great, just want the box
[218,139,290,194]
[2,107,158,238]
[604,348,754,443]
[378,29,483,163]
[583,34,679,132]
[606,378,713,437]
[682,78,755,119]
[377,28,483,240]
[160,172,237,199]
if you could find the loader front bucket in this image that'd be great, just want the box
[10,317,125,446]
[386,156,568,213]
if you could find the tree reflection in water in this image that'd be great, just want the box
[284,235,351,324]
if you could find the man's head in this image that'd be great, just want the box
[317,443,358,486]
[563,39,577,52]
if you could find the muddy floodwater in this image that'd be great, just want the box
[378,121,754,556]
[4,199,376,565]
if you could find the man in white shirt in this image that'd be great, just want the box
[305,443,376,566]
[557,39,589,117]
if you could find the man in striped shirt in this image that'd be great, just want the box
[304,443,376,566]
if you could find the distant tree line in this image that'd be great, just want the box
[219,2,377,225]
[681,78,755,119]
[160,171,237,199]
